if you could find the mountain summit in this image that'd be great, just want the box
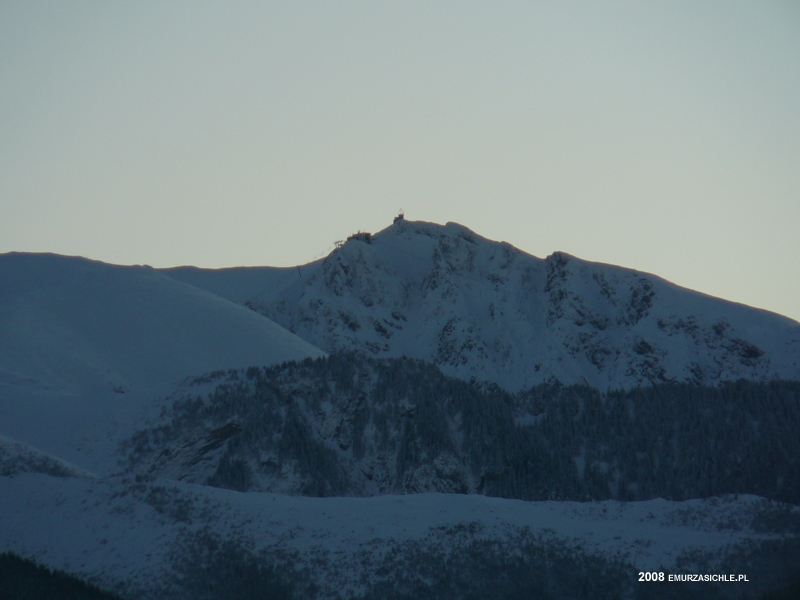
[164,219,800,391]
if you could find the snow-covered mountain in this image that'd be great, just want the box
[164,219,800,391]
[2,232,800,599]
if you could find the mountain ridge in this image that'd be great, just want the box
[162,219,800,391]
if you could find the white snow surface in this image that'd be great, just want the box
[0,252,324,473]
[162,220,800,391]
[1,472,792,599]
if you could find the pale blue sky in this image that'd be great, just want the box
[2,2,799,321]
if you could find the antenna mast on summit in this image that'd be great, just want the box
[393,209,405,224]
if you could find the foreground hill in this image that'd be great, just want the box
[0,252,324,472]
[2,470,798,600]
[162,219,800,391]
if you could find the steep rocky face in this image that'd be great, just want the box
[238,220,799,391]
[123,357,479,497]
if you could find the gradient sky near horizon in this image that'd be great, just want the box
[2,2,799,322]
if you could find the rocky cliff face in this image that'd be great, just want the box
[235,220,799,391]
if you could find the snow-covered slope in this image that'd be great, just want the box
[0,252,324,472]
[159,260,322,307]
[0,434,94,479]
[178,220,800,391]
[2,472,797,600]
[0,252,324,392]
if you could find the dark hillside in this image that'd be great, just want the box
[123,354,800,504]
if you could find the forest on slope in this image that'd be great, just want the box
[123,354,800,505]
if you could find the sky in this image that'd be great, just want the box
[1,1,799,322]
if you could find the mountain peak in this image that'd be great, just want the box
[197,220,798,391]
